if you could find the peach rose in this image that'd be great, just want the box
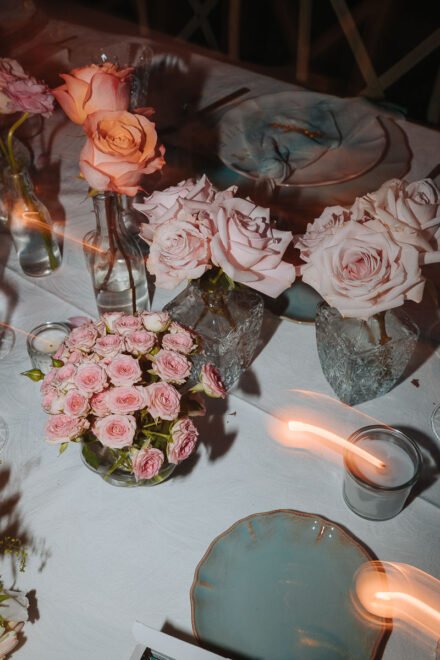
[301,217,426,319]
[210,197,295,297]
[79,109,165,196]
[52,62,132,124]
[294,206,350,261]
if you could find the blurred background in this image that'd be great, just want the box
[62,0,440,126]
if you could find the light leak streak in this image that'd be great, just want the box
[0,320,52,347]
[354,561,440,645]
[287,420,385,469]
[21,211,105,254]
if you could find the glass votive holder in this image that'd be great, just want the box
[27,321,71,373]
[343,425,422,521]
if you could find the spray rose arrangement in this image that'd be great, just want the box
[295,178,440,322]
[134,175,296,298]
[23,311,226,483]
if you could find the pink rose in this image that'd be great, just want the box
[40,368,58,394]
[52,62,132,124]
[53,363,77,392]
[146,200,213,289]
[114,314,142,335]
[42,389,64,414]
[94,334,124,358]
[93,414,136,448]
[162,322,196,354]
[200,363,226,398]
[294,206,350,261]
[167,417,198,464]
[136,175,237,244]
[64,389,89,417]
[101,312,124,332]
[45,414,89,444]
[106,354,142,386]
[90,390,111,417]
[152,349,191,384]
[131,447,164,481]
[145,382,181,420]
[106,386,148,414]
[93,318,107,336]
[80,109,165,196]
[67,324,98,351]
[0,58,54,116]
[300,218,426,319]
[74,363,107,394]
[67,315,91,328]
[0,628,22,657]
[140,311,170,332]
[125,330,156,355]
[210,197,295,297]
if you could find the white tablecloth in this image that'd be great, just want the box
[1,11,440,660]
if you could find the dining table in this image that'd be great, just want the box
[1,3,440,659]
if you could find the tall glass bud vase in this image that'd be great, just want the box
[4,167,61,277]
[83,192,149,315]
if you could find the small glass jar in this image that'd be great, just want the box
[343,425,422,521]
[27,321,71,373]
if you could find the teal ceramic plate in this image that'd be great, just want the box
[264,280,323,324]
[191,510,386,660]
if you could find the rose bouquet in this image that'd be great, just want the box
[23,311,226,485]
[294,177,440,404]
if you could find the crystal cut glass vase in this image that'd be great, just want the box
[164,272,264,390]
[315,303,419,405]
[83,191,149,315]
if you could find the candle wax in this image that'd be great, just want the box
[33,329,67,354]
[350,438,415,487]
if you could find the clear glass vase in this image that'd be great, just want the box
[164,272,264,390]
[80,439,175,487]
[4,167,61,277]
[83,192,149,315]
[315,303,419,405]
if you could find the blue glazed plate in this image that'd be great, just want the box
[191,510,386,660]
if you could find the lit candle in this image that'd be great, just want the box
[343,426,421,520]
[27,322,71,373]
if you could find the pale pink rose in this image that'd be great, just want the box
[106,386,148,414]
[42,389,65,414]
[45,414,89,444]
[353,178,440,251]
[53,342,69,361]
[40,368,58,394]
[53,363,77,392]
[0,58,54,116]
[125,330,157,355]
[167,417,198,464]
[106,354,142,386]
[52,62,132,124]
[114,314,142,335]
[0,629,21,657]
[294,206,350,260]
[67,315,91,328]
[67,323,98,351]
[210,197,295,297]
[93,319,107,336]
[152,349,191,384]
[200,363,226,398]
[131,447,164,481]
[93,414,136,448]
[65,349,85,365]
[140,311,170,332]
[94,334,124,358]
[145,382,181,420]
[147,201,213,288]
[161,325,196,354]
[0,590,28,622]
[74,363,107,394]
[80,109,165,196]
[136,175,237,244]
[101,311,124,332]
[90,390,111,417]
[64,389,89,417]
[300,217,426,319]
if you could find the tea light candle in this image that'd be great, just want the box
[27,321,71,373]
[343,426,421,520]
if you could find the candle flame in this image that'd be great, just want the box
[353,561,440,647]
[287,420,385,469]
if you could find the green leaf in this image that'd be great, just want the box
[20,368,45,381]
[0,595,10,603]
[59,442,69,455]
[82,443,99,470]
[51,358,64,368]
